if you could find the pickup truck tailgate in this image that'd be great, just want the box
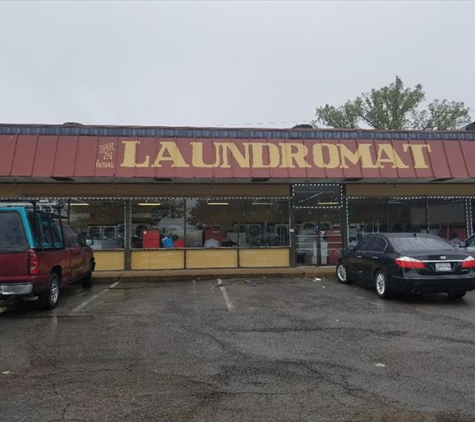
[0,210,30,278]
[0,251,29,277]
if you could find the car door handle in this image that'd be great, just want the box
[372,256,378,259]
[356,255,362,259]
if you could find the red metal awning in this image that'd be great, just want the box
[0,134,473,180]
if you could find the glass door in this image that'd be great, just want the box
[293,185,343,266]
[295,208,343,266]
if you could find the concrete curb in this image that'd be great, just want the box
[92,266,336,283]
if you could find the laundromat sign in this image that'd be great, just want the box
[112,140,431,170]
[1,134,474,179]
[94,138,444,178]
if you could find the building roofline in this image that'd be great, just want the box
[1,122,475,141]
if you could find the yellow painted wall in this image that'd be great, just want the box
[131,250,185,270]
[239,248,290,268]
[186,249,238,269]
[95,249,291,270]
[94,251,125,271]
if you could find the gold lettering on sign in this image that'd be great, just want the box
[403,144,432,169]
[375,144,409,169]
[216,143,251,168]
[116,139,434,172]
[339,144,379,169]
[191,142,220,168]
[251,143,280,168]
[152,141,189,168]
[313,143,340,168]
[121,141,149,167]
[279,143,311,168]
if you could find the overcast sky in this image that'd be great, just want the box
[0,1,473,128]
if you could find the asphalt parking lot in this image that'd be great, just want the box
[1,276,475,422]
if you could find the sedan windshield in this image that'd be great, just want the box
[390,236,453,252]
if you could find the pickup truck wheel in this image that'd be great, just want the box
[82,261,94,288]
[39,273,60,310]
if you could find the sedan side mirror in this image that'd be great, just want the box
[459,241,466,248]
[85,238,94,246]
[347,244,356,251]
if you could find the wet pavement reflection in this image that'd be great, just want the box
[1,277,475,421]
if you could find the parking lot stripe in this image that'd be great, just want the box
[217,278,234,312]
[71,281,120,314]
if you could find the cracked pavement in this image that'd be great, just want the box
[1,277,475,421]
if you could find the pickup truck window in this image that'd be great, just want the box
[0,211,29,251]
[64,226,82,248]
[28,211,64,249]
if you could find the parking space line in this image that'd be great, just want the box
[71,281,120,314]
[217,278,234,312]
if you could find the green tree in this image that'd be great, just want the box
[314,76,471,130]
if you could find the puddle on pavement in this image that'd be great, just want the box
[351,411,473,422]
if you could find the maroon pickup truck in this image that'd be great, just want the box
[0,207,95,310]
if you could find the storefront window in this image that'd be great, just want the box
[349,197,469,245]
[348,198,387,243]
[131,199,185,249]
[387,199,427,233]
[186,198,289,248]
[68,199,125,250]
[245,199,290,247]
[428,199,466,242]
[348,198,427,243]
[294,185,340,208]
[68,197,290,250]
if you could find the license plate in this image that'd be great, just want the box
[435,262,452,272]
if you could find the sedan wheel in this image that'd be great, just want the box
[375,270,392,299]
[336,263,350,284]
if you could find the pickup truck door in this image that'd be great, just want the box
[63,226,83,281]
[68,227,91,277]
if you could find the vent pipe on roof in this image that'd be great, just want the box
[292,124,314,129]
[62,122,83,126]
